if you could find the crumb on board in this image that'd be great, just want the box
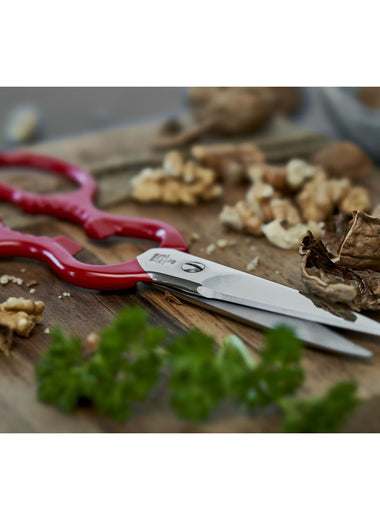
[29,288,36,294]
[0,274,23,286]
[20,268,26,273]
[216,238,236,249]
[44,327,50,334]
[58,292,71,299]
[217,239,229,248]
[246,256,259,271]
[206,243,216,254]
[26,280,39,288]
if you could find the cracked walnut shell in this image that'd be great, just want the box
[333,211,380,271]
[300,229,380,312]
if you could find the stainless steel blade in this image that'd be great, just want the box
[137,248,380,337]
[149,285,372,358]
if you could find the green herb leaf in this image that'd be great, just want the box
[35,307,359,431]
[35,327,86,412]
[280,381,360,433]
[88,307,165,421]
[217,326,304,410]
[36,307,165,421]
[253,325,304,407]
[167,329,223,422]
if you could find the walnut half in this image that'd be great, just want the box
[0,297,45,355]
[131,151,222,205]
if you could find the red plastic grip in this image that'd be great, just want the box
[0,222,153,290]
[0,152,188,290]
[0,152,188,249]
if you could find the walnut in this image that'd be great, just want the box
[262,219,322,250]
[131,151,222,205]
[286,159,319,189]
[333,211,380,271]
[300,230,380,312]
[248,164,288,191]
[191,142,265,184]
[0,297,44,337]
[0,274,23,286]
[313,141,372,180]
[248,159,318,192]
[339,186,371,215]
[219,201,263,236]
[296,172,352,223]
[162,150,184,176]
[269,198,301,226]
[296,172,335,222]
[246,182,275,222]
[187,87,276,136]
[221,150,374,251]
[328,178,351,204]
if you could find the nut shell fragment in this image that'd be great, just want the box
[334,211,380,270]
[300,230,380,311]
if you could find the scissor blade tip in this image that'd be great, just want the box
[356,348,373,359]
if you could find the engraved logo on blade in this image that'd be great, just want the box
[149,253,176,265]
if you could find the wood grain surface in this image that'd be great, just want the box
[0,116,379,433]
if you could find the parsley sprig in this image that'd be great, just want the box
[35,306,359,432]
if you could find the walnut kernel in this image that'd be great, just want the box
[131,152,222,205]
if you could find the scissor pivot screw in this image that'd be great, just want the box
[181,262,205,273]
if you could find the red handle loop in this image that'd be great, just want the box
[0,152,188,249]
[0,152,188,290]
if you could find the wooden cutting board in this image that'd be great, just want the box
[0,116,379,433]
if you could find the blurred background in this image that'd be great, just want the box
[1,87,380,160]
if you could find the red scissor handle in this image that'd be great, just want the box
[0,152,188,290]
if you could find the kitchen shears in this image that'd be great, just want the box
[0,151,378,358]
